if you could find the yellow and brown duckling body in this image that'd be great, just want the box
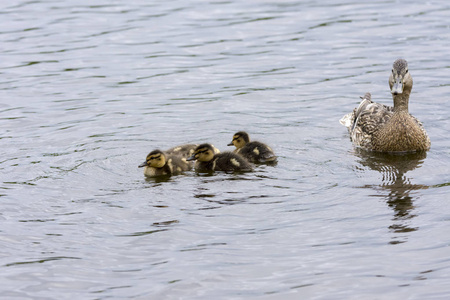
[165,143,220,158]
[138,150,192,177]
[228,131,277,163]
[340,58,430,152]
[187,143,252,173]
[165,144,198,159]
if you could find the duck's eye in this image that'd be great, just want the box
[405,69,408,73]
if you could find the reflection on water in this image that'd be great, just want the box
[355,150,428,243]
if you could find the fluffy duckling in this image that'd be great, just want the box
[187,143,252,172]
[138,150,191,177]
[165,143,220,158]
[340,58,430,152]
[227,131,277,163]
[165,144,198,159]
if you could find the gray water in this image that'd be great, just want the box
[1,0,450,299]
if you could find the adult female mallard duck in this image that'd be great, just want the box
[227,131,277,163]
[138,150,192,177]
[340,58,430,152]
[187,143,253,172]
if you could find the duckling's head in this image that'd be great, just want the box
[389,58,413,95]
[187,144,215,162]
[138,150,166,169]
[227,131,250,149]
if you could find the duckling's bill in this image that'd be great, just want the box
[186,154,196,161]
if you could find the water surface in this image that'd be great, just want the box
[1,0,450,299]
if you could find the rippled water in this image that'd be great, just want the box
[1,0,450,299]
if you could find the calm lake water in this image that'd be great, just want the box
[1,0,450,299]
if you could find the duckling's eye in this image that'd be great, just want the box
[405,69,408,73]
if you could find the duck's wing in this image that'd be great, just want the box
[341,93,394,149]
[340,93,373,129]
[350,95,394,149]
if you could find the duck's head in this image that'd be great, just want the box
[227,131,250,149]
[389,58,413,95]
[138,150,166,169]
[187,144,215,162]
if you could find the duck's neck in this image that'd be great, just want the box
[392,91,410,113]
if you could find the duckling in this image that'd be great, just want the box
[138,149,191,177]
[165,144,198,159]
[340,58,430,152]
[165,144,220,158]
[227,131,277,163]
[187,143,253,172]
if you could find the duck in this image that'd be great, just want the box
[227,131,277,163]
[138,149,192,177]
[340,58,430,152]
[165,144,198,159]
[187,143,253,172]
[165,143,221,158]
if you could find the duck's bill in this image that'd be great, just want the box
[138,161,147,168]
[391,80,403,95]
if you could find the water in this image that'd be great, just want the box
[1,0,450,299]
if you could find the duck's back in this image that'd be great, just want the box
[168,155,192,173]
[236,141,276,163]
[166,144,198,158]
[213,152,253,172]
[340,93,394,150]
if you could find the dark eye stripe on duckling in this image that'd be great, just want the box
[148,154,161,161]
[196,149,209,154]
